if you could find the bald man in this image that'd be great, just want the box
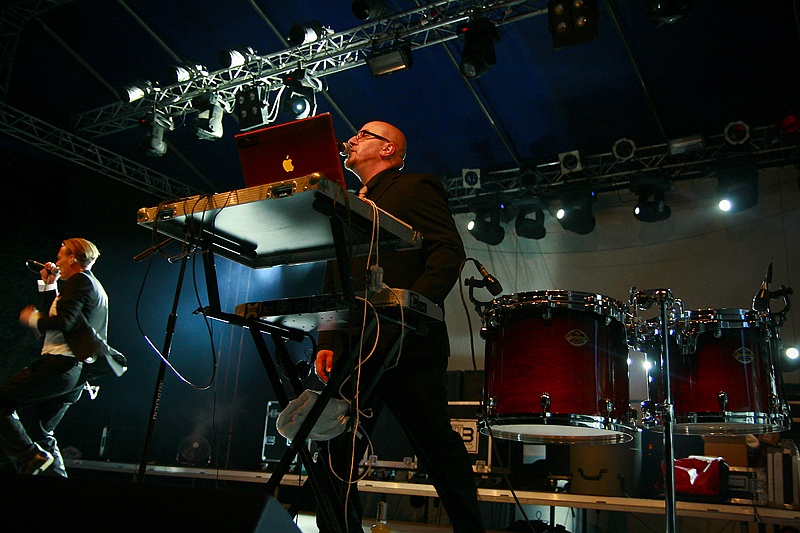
[314,122,484,532]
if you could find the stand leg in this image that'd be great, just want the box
[660,299,678,533]
[134,253,189,482]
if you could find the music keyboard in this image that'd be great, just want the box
[234,288,442,332]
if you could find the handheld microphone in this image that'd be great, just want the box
[473,259,503,296]
[26,260,59,275]
[336,140,351,156]
[752,262,772,312]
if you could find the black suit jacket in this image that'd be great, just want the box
[321,169,466,360]
[37,271,126,377]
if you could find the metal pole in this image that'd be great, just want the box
[660,298,677,533]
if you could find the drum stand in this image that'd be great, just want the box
[631,288,679,533]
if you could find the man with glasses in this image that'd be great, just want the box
[2,238,124,477]
[314,122,485,531]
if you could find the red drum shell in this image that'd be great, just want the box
[481,291,633,445]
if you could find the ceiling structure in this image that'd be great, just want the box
[1,0,799,214]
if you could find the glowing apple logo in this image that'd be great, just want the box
[282,155,294,172]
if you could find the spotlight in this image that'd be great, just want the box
[366,43,413,77]
[779,111,800,134]
[351,0,386,20]
[468,209,504,245]
[556,194,595,234]
[612,138,636,161]
[166,62,208,85]
[646,0,691,25]
[716,161,758,212]
[281,70,317,120]
[457,17,500,79]
[724,121,750,145]
[667,133,704,155]
[634,188,671,222]
[515,207,546,239]
[119,80,152,103]
[547,0,598,49]
[288,21,330,46]
[558,150,582,174]
[219,46,255,68]
[234,86,268,131]
[462,168,482,189]
[138,112,172,157]
[191,93,224,140]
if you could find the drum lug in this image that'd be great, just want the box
[599,397,613,416]
[486,396,497,416]
[640,400,660,426]
[717,390,729,411]
[540,392,551,413]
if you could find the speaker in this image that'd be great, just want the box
[2,474,300,532]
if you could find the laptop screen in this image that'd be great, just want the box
[235,113,347,189]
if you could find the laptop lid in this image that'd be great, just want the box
[235,113,346,189]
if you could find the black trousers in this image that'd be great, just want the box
[0,354,85,477]
[316,324,485,532]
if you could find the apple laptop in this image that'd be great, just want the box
[235,113,346,189]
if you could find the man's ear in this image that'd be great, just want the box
[381,142,396,158]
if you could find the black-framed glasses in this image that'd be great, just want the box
[355,129,391,143]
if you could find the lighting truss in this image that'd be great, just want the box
[444,124,800,214]
[71,0,547,137]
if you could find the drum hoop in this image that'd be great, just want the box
[683,308,763,328]
[494,290,629,323]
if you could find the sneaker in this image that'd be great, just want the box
[21,450,54,475]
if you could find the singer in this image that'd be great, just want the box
[1,238,125,477]
[312,122,484,532]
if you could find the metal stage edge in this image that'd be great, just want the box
[65,460,800,525]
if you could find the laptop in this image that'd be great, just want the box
[235,113,347,189]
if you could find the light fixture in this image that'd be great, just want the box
[281,70,317,120]
[547,0,598,49]
[716,161,758,212]
[234,86,268,131]
[366,43,413,77]
[515,207,546,240]
[646,0,691,25]
[219,46,255,68]
[468,209,504,245]
[138,112,172,157]
[457,17,500,79]
[558,150,582,174]
[462,168,482,189]
[779,111,800,134]
[191,93,224,140]
[634,187,671,222]
[667,133,704,155]
[119,80,153,103]
[612,138,636,161]
[165,62,208,85]
[351,0,386,20]
[288,21,330,46]
[724,121,750,145]
[556,193,595,234]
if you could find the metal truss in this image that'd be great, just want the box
[71,0,547,137]
[0,102,199,199]
[445,125,800,214]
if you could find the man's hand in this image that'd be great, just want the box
[19,305,38,328]
[315,349,335,383]
[41,262,59,284]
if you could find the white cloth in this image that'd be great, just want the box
[276,389,350,441]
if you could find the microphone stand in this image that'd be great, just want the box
[465,277,493,316]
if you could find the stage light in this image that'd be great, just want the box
[138,112,172,157]
[462,168,482,189]
[366,44,413,77]
[166,62,208,85]
[613,138,636,161]
[668,133,704,155]
[558,150,582,174]
[547,0,598,49]
[233,86,268,131]
[724,121,750,145]
[779,111,800,134]
[219,46,255,68]
[289,21,330,46]
[119,81,152,103]
[646,0,691,25]
[716,161,758,212]
[634,188,671,222]
[351,0,385,20]
[191,93,224,140]
[457,17,500,79]
[468,209,504,245]
[282,84,315,119]
[515,207,546,240]
[556,194,595,234]
[787,347,799,360]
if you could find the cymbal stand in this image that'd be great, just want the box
[630,287,680,533]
